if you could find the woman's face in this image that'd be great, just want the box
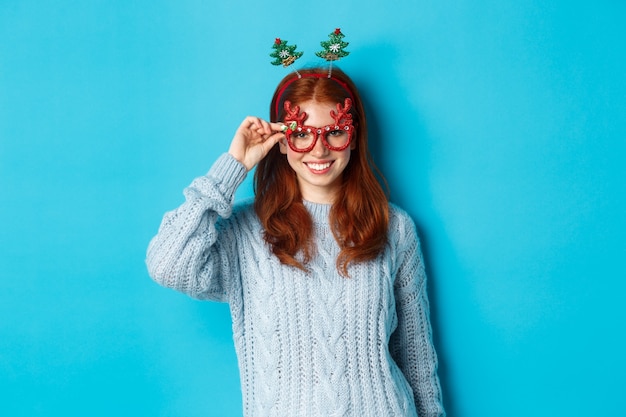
[279,100,354,204]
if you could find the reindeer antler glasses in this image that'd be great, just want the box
[282,98,354,153]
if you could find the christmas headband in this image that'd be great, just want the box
[270,29,353,116]
[270,28,350,77]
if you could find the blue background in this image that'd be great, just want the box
[1,1,625,416]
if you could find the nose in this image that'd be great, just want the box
[309,134,329,157]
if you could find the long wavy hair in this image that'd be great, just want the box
[254,67,389,276]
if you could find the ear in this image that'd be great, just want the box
[279,138,288,154]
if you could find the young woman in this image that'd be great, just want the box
[146,67,445,417]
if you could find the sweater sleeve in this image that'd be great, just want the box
[145,153,248,302]
[389,212,446,417]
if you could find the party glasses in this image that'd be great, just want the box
[282,98,354,153]
[285,123,353,152]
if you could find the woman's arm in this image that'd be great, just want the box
[389,212,446,417]
[146,117,285,301]
[145,153,247,301]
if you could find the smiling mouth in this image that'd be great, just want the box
[305,161,333,171]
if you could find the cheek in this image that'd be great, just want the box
[332,148,353,170]
[280,140,303,160]
[285,148,304,167]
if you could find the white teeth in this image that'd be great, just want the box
[306,162,331,171]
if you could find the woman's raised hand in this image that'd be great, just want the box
[228,116,285,171]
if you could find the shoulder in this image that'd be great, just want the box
[387,202,422,256]
[225,197,261,231]
[388,203,418,238]
[386,204,428,291]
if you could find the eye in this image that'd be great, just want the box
[294,132,309,139]
[328,130,345,137]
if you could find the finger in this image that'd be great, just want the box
[246,117,267,133]
[269,122,287,133]
[252,118,264,131]
[265,132,285,148]
[243,116,264,130]
[241,116,258,127]
[256,119,274,136]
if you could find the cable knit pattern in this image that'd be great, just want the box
[146,153,445,417]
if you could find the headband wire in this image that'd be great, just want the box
[274,73,355,118]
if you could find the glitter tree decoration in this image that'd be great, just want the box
[270,38,303,67]
[316,28,350,61]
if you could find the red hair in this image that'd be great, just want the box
[254,67,389,276]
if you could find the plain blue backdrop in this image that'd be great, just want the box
[1,1,625,416]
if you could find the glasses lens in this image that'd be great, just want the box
[323,127,350,149]
[289,128,316,151]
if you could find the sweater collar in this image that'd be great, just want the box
[302,200,332,226]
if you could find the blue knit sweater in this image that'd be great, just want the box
[146,153,445,417]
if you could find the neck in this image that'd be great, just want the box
[298,183,339,204]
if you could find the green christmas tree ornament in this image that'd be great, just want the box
[270,38,303,67]
[315,28,350,62]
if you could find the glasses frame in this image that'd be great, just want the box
[282,98,355,154]
[284,123,353,153]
